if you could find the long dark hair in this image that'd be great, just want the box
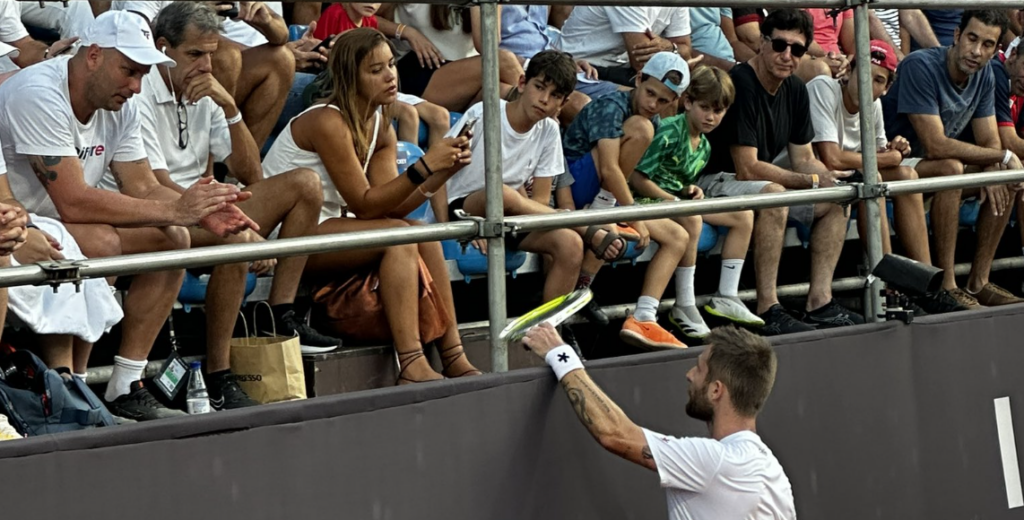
[325,28,396,163]
[429,5,471,34]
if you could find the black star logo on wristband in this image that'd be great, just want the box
[558,353,570,363]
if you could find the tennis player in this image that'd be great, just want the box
[523,323,796,519]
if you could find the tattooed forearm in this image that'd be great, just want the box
[28,156,60,189]
[566,387,593,426]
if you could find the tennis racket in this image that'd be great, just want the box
[499,289,594,343]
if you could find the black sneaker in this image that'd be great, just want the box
[759,304,816,336]
[804,300,865,329]
[209,376,258,411]
[910,289,967,315]
[277,310,341,354]
[106,381,187,421]
[900,295,929,317]
[580,298,609,326]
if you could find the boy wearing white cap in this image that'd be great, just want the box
[561,51,697,350]
[0,10,257,421]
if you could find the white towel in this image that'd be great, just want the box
[7,216,124,343]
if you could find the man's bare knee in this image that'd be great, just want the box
[82,225,124,258]
[623,116,655,142]
[891,165,918,181]
[287,167,324,206]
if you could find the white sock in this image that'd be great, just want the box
[104,356,147,402]
[74,372,88,384]
[718,259,744,297]
[633,295,660,322]
[674,266,696,308]
[590,189,617,210]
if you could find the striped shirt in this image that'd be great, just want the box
[875,9,901,49]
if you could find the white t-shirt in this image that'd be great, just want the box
[807,75,887,154]
[60,1,99,40]
[557,7,691,68]
[394,4,478,63]
[0,0,28,72]
[100,69,231,191]
[114,1,283,47]
[0,57,146,218]
[643,429,796,520]
[444,100,563,203]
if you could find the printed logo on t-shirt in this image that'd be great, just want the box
[77,145,105,160]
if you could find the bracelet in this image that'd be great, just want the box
[225,112,243,126]
[544,345,584,381]
[810,174,820,189]
[417,157,436,177]
[1004,149,1014,166]
[395,23,407,40]
[406,162,427,185]
[417,184,435,198]
[25,222,38,230]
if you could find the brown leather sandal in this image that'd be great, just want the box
[439,344,483,378]
[396,350,443,385]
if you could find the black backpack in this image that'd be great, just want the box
[0,347,115,437]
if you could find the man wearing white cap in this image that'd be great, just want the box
[0,10,257,421]
[561,51,697,350]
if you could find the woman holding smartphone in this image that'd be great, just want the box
[262,28,481,384]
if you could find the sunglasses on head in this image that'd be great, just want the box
[767,37,808,58]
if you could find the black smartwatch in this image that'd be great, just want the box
[406,160,427,185]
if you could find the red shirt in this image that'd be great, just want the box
[805,8,852,55]
[314,4,378,40]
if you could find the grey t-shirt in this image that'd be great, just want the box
[881,46,995,157]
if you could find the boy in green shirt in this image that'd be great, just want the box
[631,66,763,338]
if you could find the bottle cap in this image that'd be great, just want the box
[190,361,202,370]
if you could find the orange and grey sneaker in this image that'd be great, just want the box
[620,316,687,350]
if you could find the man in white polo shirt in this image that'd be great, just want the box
[524,323,796,519]
[112,2,339,361]
[115,1,293,148]
[0,10,257,421]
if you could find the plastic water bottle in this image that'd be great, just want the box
[186,362,211,415]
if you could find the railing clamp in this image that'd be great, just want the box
[35,260,85,293]
[855,181,890,200]
[453,209,513,252]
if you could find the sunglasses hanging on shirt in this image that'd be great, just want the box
[176,101,189,150]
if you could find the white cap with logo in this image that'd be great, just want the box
[0,41,18,59]
[82,10,176,68]
[640,51,690,97]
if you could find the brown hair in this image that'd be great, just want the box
[525,50,577,98]
[704,326,777,417]
[430,5,472,34]
[324,28,395,164]
[686,66,735,111]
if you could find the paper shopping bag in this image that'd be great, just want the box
[229,304,306,403]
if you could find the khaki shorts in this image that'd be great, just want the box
[696,172,815,227]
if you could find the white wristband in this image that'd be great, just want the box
[1004,149,1014,166]
[545,345,584,381]
[225,112,243,126]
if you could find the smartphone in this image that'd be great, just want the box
[312,36,334,55]
[216,2,239,18]
[458,117,478,139]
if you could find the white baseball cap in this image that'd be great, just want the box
[82,10,175,68]
[0,41,18,59]
[1008,37,1022,59]
[640,51,690,97]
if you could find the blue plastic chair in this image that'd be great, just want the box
[288,25,309,42]
[178,272,258,311]
[697,223,720,253]
[441,239,527,283]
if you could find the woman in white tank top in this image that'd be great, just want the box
[263,29,481,383]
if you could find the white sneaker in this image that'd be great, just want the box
[704,294,765,326]
[0,414,23,441]
[668,306,711,339]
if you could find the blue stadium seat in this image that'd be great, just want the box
[288,25,309,42]
[442,239,527,283]
[698,223,721,253]
[178,272,258,309]
[923,198,982,231]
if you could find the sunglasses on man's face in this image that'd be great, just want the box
[767,37,808,58]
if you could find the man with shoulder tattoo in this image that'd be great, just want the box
[523,323,795,519]
[0,10,256,421]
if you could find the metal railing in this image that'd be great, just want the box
[2,0,1020,374]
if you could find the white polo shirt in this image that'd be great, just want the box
[0,0,28,72]
[0,57,146,218]
[100,69,231,191]
[642,429,796,520]
[113,1,283,48]
[557,7,691,68]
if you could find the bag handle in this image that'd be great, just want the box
[253,300,278,337]
[237,310,253,339]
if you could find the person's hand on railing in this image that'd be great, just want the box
[0,203,28,257]
[819,170,853,188]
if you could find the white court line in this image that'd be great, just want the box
[994,397,1024,509]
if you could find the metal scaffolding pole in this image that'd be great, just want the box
[480,0,508,372]
[853,2,885,322]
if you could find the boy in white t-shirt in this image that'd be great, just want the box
[0,11,256,422]
[120,2,340,363]
[115,1,292,148]
[434,50,638,304]
[523,323,796,520]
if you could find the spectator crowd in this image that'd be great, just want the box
[0,2,1022,426]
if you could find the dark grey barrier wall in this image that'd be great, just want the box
[3,306,1024,520]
